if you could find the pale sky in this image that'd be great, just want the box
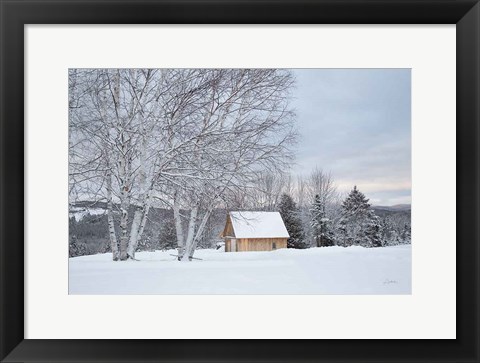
[291,69,411,206]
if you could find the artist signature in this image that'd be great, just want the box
[383,279,398,284]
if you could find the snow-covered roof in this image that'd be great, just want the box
[229,211,290,239]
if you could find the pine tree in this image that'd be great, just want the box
[379,215,411,246]
[69,234,87,257]
[339,186,381,247]
[158,217,177,251]
[278,193,306,249]
[380,217,398,246]
[400,223,411,244]
[364,214,383,247]
[379,217,391,246]
[137,230,155,252]
[311,194,334,247]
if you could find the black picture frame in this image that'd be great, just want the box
[1,1,479,362]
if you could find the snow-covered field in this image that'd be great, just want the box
[69,245,411,295]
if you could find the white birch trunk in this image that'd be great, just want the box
[113,70,130,261]
[106,171,119,261]
[186,208,213,259]
[127,149,147,259]
[126,68,149,260]
[100,78,119,261]
[127,190,152,259]
[136,193,152,243]
[127,209,142,259]
[181,206,198,261]
[118,185,129,260]
[173,194,185,260]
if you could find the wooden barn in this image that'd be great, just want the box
[220,211,289,252]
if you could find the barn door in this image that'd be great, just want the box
[231,238,237,252]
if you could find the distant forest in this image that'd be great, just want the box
[69,198,411,257]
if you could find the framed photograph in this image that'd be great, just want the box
[1,1,478,362]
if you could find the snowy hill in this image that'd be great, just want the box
[373,204,411,212]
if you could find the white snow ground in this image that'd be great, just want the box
[69,207,106,221]
[69,245,411,295]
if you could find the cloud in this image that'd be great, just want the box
[291,69,411,206]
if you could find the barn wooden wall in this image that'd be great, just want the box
[225,238,287,252]
[222,216,234,238]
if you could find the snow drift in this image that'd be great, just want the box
[69,245,411,295]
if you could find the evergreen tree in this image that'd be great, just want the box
[69,234,87,257]
[137,229,155,252]
[278,193,306,249]
[401,223,411,244]
[364,214,383,247]
[379,217,391,246]
[339,186,381,247]
[69,217,86,257]
[311,194,334,247]
[379,216,411,246]
[158,217,177,251]
[380,217,399,246]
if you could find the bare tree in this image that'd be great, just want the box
[69,69,162,260]
[166,69,297,260]
[306,167,337,207]
[248,172,289,211]
[69,68,297,261]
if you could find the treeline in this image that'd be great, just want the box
[69,169,410,257]
[276,186,410,250]
[69,206,226,257]
[224,168,411,249]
